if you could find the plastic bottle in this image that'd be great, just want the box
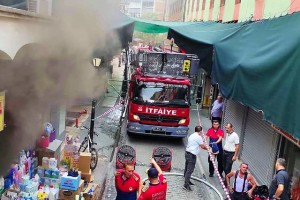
[88,185,94,195]
[48,189,55,200]
[76,192,85,200]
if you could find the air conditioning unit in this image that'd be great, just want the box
[27,0,52,16]
[27,0,38,13]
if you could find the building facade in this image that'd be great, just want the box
[153,0,166,20]
[184,0,300,22]
[121,0,156,18]
[165,0,185,21]
[222,99,300,186]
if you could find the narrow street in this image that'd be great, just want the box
[99,60,234,199]
[1,1,300,200]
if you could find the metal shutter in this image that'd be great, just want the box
[222,99,247,137]
[241,109,279,185]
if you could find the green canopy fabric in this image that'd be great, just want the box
[133,18,197,33]
[167,22,245,73]
[212,13,300,141]
[124,14,300,141]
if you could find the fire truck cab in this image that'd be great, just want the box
[127,50,199,138]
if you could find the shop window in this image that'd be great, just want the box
[278,136,300,186]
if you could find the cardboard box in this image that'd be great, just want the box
[78,152,91,173]
[81,169,92,182]
[83,183,100,200]
[60,173,81,191]
[59,180,84,200]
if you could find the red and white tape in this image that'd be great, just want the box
[196,104,231,200]
[95,101,123,120]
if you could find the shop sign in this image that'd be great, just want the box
[0,91,5,132]
[271,124,300,148]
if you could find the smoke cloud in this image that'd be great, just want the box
[0,0,124,175]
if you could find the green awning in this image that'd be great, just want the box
[118,13,300,141]
[212,13,300,141]
[133,18,197,33]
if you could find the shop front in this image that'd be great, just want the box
[0,122,101,200]
[275,126,300,187]
[222,100,281,185]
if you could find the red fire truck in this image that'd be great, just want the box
[126,50,199,137]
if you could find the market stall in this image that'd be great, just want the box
[0,123,100,200]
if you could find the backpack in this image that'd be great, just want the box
[252,185,269,199]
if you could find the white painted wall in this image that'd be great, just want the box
[0,7,48,59]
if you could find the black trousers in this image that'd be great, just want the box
[223,150,235,175]
[231,192,250,200]
[208,150,223,175]
[184,151,196,186]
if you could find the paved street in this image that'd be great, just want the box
[102,106,229,200]
[66,57,125,195]
[71,58,242,199]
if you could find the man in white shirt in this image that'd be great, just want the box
[183,126,207,191]
[223,123,240,178]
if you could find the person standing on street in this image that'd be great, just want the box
[211,95,224,124]
[138,158,167,200]
[183,126,207,191]
[115,162,141,200]
[269,158,290,200]
[205,120,224,177]
[226,163,257,200]
[223,123,240,178]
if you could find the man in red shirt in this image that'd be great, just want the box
[115,162,141,200]
[138,158,167,200]
[205,120,224,178]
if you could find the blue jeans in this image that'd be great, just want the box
[184,151,196,186]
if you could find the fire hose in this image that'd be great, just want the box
[196,104,231,200]
[152,147,172,171]
[116,145,136,169]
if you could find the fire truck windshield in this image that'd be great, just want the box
[133,82,189,106]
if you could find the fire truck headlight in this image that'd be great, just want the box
[133,115,140,121]
[178,119,186,124]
